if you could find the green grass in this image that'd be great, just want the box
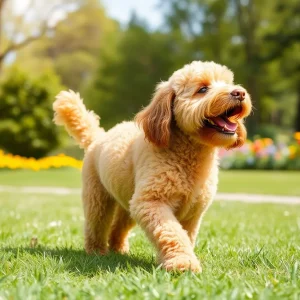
[218,170,300,196]
[1,191,299,299]
[0,169,82,188]
[1,169,299,195]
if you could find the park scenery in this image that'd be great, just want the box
[0,0,299,299]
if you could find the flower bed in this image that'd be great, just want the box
[0,150,82,171]
[219,133,300,170]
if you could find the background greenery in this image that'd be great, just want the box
[0,0,299,158]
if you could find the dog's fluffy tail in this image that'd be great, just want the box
[53,90,104,150]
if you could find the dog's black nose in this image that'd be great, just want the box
[230,89,246,101]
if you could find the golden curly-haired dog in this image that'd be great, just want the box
[53,61,252,273]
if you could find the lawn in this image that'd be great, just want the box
[0,170,299,299]
[0,168,299,195]
[219,170,300,196]
[0,169,82,188]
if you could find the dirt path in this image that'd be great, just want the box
[1,185,299,205]
[216,193,300,205]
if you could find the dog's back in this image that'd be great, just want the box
[53,92,144,208]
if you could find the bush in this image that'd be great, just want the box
[0,67,64,158]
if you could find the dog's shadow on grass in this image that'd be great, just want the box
[3,246,156,276]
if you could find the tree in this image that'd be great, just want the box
[0,0,81,72]
[161,0,299,135]
[13,0,118,92]
[232,0,281,133]
[85,16,175,129]
[263,1,300,131]
[0,67,64,158]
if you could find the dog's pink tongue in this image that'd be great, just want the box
[210,116,237,131]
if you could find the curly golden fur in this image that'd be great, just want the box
[53,61,252,273]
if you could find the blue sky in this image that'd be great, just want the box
[101,0,163,28]
[14,0,164,28]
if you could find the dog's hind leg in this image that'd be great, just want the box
[82,165,116,255]
[181,215,203,249]
[109,204,136,254]
[181,204,208,248]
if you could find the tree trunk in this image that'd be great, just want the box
[0,0,6,74]
[0,0,5,45]
[295,82,300,131]
[246,74,260,135]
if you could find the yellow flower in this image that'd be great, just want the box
[0,149,83,170]
[262,138,273,146]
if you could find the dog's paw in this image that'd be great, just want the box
[162,254,202,273]
[110,242,130,254]
[85,246,108,255]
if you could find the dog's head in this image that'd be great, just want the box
[135,61,252,149]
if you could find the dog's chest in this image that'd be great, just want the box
[172,152,218,221]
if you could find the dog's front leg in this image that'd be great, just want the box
[130,197,202,273]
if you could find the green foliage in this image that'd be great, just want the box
[263,0,300,131]
[85,17,175,129]
[0,67,64,158]
[253,124,280,140]
[50,0,118,91]
[82,0,299,134]
[160,0,300,136]
[2,0,300,153]
[15,0,119,93]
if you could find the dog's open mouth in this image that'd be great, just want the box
[204,106,242,135]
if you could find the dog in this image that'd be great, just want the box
[53,61,252,273]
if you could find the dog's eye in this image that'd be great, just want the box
[198,86,208,93]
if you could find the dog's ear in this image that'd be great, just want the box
[227,121,247,149]
[135,81,175,147]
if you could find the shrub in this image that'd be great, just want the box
[0,67,64,158]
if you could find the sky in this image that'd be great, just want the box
[101,0,163,28]
[13,0,164,29]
